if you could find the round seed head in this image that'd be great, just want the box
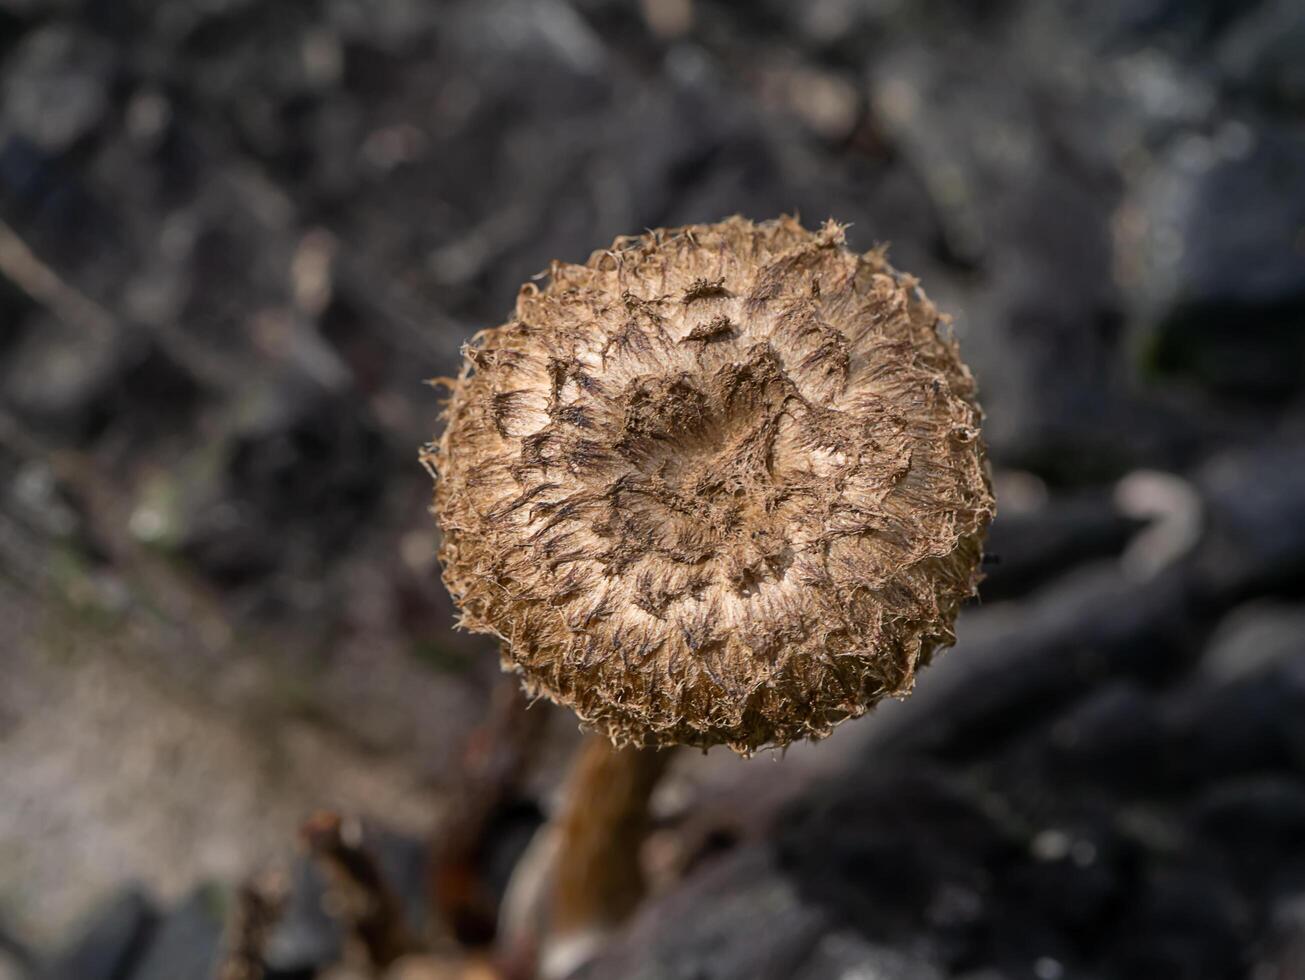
[426,216,993,753]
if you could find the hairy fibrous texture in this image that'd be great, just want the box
[426,216,993,753]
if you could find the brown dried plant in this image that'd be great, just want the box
[425,216,993,755]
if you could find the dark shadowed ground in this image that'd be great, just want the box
[1,0,1304,978]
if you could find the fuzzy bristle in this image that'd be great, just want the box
[424,216,994,754]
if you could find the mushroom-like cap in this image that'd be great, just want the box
[426,216,993,753]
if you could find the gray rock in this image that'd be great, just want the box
[1163,603,1305,782]
[1024,0,1245,53]
[452,0,607,78]
[1168,666,1305,782]
[578,847,831,980]
[1005,819,1125,935]
[1,26,114,154]
[1256,891,1305,980]
[1043,683,1166,792]
[1192,777,1305,890]
[860,563,1190,759]
[980,492,1142,602]
[1198,602,1305,681]
[180,382,387,592]
[1218,0,1305,108]
[0,921,32,980]
[1195,441,1305,596]
[130,885,226,980]
[865,36,1151,474]
[1127,121,1305,398]
[46,887,157,980]
[1101,868,1251,980]
[791,932,945,980]
[776,767,1007,956]
[0,312,122,440]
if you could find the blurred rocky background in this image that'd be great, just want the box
[1,0,1303,977]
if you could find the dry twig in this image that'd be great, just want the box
[217,874,288,980]
[302,811,415,970]
[429,676,549,948]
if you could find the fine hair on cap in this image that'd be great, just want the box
[426,216,994,754]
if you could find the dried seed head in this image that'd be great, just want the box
[426,216,993,754]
